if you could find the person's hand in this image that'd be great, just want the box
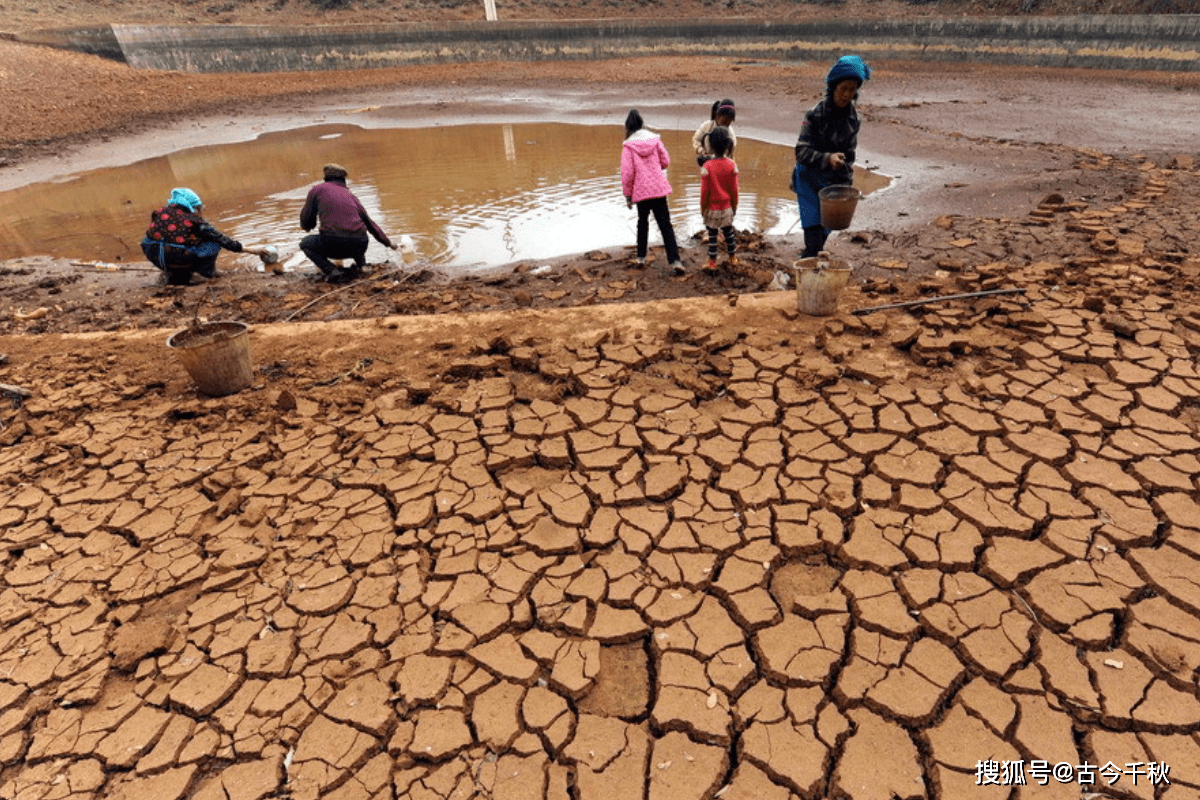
[829,152,847,170]
[626,197,633,209]
[389,242,399,250]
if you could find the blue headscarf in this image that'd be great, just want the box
[169,187,202,212]
[826,55,871,88]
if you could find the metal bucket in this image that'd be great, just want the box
[819,185,862,230]
[794,258,851,316]
[166,321,253,396]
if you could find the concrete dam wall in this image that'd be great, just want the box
[19,15,1200,74]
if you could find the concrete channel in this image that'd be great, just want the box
[17,14,1200,73]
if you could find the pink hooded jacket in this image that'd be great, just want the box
[621,129,672,204]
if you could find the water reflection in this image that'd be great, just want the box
[0,123,887,273]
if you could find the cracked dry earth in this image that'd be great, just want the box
[4,163,1200,800]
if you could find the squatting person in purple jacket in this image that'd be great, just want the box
[299,163,398,283]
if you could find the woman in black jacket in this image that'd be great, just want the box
[792,55,871,258]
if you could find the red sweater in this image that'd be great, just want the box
[701,157,739,211]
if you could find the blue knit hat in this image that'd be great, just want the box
[827,55,871,87]
[169,187,202,211]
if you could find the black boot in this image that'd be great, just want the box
[801,225,828,259]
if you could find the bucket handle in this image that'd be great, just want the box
[793,255,834,274]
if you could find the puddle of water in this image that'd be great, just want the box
[0,123,888,273]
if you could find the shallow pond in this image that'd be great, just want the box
[0,122,888,272]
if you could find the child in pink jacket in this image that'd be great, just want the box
[621,109,684,274]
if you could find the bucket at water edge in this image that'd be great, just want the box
[794,258,852,316]
[819,185,862,230]
[166,321,254,396]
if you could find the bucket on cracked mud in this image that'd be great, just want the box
[794,253,852,316]
[166,320,254,396]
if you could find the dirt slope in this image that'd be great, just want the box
[2,0,1190,34]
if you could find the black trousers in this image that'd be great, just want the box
[802,225,830,259]
[635,197,680,264]
[300,233,369,275]
[142,238,222,285]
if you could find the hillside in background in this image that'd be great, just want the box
[1,0,1193,33]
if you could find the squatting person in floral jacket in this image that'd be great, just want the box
[141,187,267,286]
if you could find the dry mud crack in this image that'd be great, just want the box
[2,157,1200,799]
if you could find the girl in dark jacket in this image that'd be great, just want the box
[792,55,871,258]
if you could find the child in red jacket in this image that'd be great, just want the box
[699,126,739,272]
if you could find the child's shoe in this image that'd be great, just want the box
[704,258,719,272]
[727,255,741,268]
[670,261,686,276]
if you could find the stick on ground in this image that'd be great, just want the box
[851,287,1027,315]
[0,383,32,402]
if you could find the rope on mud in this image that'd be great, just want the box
[309,358,375,388]
[851,287,1027,315]
[281,259,439,323]
[283,275,370,322]
[70,261,158,272]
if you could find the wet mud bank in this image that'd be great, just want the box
[21,14,1200,73]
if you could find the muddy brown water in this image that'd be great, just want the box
[0,122,889,274]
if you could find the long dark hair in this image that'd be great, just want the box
[624,109,644,140]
